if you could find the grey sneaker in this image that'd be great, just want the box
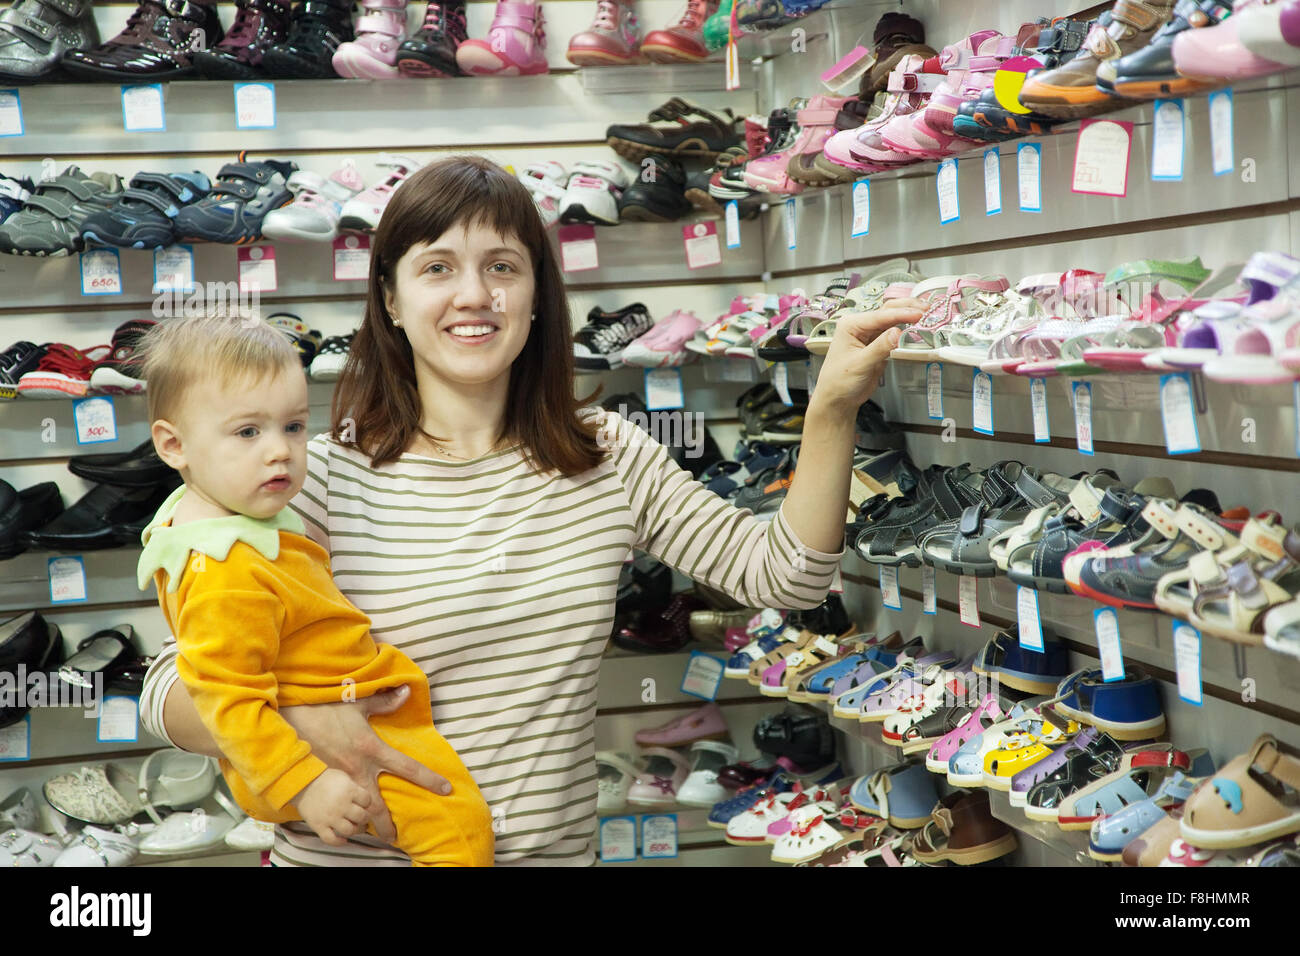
[0,0,99,82]
[0,166,124,257]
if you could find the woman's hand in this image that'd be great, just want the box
[808,298,925,415]
[281,685,452,844]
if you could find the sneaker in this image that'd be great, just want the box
[641,0,718,63]
[333,0,408,79]
[261,0,355,78]
[617,153,691,222]
[456,0,549,76]
[606,97,740,162]
[622,309,702,367]
[517,161,566,229]
[80,171,211,250]
[191,0,294,79]
[573,303,653,370]
[0,341,46,401]
[265,312,323,367]
[87,320,157,395]
[0,167,124,257]
[16,343,112,399]
[309,332,354,381]
[567,0,641,66]
[61,0,223,81]
[396,0,467,76]
[0,174,33,225]
[0,0,99,83]
[262,163,366,242]
[732,446,798,519]
[173,152,297,244]
[558,159,628,227]
[338,154,422,232]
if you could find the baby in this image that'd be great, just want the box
[134,315,494,866]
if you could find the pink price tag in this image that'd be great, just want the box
[820,45,872,91]
[332,234,370,281]
[558,224,598,273]
[1072,119,1134,198]
[682,221,721,270]
[237,244,277,292]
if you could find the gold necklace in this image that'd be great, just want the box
[428,438,470,462]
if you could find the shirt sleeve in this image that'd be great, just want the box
[604,411,841,610]
[289,433,332,552]
[139,638,182,748]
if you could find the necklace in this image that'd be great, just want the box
[428,438,470,462]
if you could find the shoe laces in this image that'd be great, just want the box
[35,343,109,377]
[421,1,464,33]
[676,0,709,29]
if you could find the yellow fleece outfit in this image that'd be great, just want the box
[137,485,494,867]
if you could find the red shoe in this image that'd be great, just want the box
[641,0,717,63]
[16,343,111,399]
[566,0,642,66]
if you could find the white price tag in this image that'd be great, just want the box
[121,83,165,132]
[153,244,195,293]
[719,359,756,384]
[850,179,870,237]
[1017,587,1044,650]
[644,368,684,411]
[1073,381,1094,455]
[1173,623,1203,705]
[683,222,722,270]
[1031,378,1050,442]
[725,36,740,90]
[559,225,599,272]
[772,362,793,406]
[73,396,117,445]
[1094,608,1125,682]
[0,88,23,137]
[1018,143,1042,212]
[0,717,30,762]
[237,244,278,292]
[984,148,1002,216]
[1072,119,1132,197]
[880,565,901,610]
[936,159,960,224]
[49,556,87,604]
[1151,99,1185,181]
[1159,372,1201,454]
[922,565,936,615]
[926,362,943,420]
[958,575,980,627]
[80,248,122,296]
[1209,89,1234,177]
[97,696,140,743]
[724,200,740,249]
[972,370,994,435]
[830,563,843,595]
[234,81,276,129]
[680,651,725,700]
[599,816,637,862]
[332,234,370,281]
[641,814,678,859]
[783,199,797,250]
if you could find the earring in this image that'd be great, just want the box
[530,313,536,323]
[392,318,402,328]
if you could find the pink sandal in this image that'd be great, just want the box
[822,54,944,173]
[456,0,549,76]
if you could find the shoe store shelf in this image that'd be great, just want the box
[986,789,1098,867]
[732,1,884,63]
[598,646,767,709]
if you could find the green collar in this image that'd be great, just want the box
[137,484,306,593]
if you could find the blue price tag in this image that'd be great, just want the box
[640,814,678,859]
[1151,99,1185,182]
[1173,623,1203,705]
[850,179,870,237]
[680,650,725,701]
[48,556,88,604]
[1017,587,1044,651]
[598,816,637,862]
[1072,381,1094,456]
[1159,372,1201,454]
[643,368,684,411]
[73,396,118,445]
[121,83,165,132]
[96,696,140,744]
[937,159,960,225]
[1209,88,1234,177]
[984,148,1002,216]
[972,369,994,436]
[725,200,740,249]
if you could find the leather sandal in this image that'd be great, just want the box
[910,790,1018,865]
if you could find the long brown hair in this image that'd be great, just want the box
[331,155,605,474]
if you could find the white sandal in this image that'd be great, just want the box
[595,751,644,814]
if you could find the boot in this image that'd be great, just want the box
[455,0,548,76]
[261,0,356,78]
[566,0,641,66]
[332,0,406,78]
[61,0,223,81]
[641,0,717,63]
[191,0,294,79]
[0,0,99,82]
[396,0,467,76]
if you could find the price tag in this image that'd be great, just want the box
[644,368,684,411]
[1151,99,1185,181]
[97,696,140,743]
[1209,88,1234,177]
[0,717,30,762]
[680,651,725,701]
[598,816,637,862]
[121,83,165,132]
[972,369,994,436]
[936,158,959,225]
[830,563,843,595]
[1017,587,1044,650]
[1073,381,1094,455]
[237,244,278,292]
[1159,372,1201,454]
[1017,143,1042,212]
[772,362,793,406]
[683,221,722,270]
[73,396,117,445]
[725,34,740,91]
[1072,119,1133,197]
[80,248,122,296]
[850,179,870,237]
[640,814,678,859]
[49,556,88,604]
[880,565,901,610]
[725,201,740,249]
[783,199,797,250]
[1094,608,1125,682]
[926,362,943,420]
[234,81,276,129]
[332,234,370,281]
[0,88,23,137]
[558,224,598,272]
[718,359,756,384]
[1031,377,1050,442]
[983,148,1002,216]
[1173,623,1203,705]
[153,244,195,293]
[958,575,980,627]
[922,565,936,615]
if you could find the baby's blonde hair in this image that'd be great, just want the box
[139,316,302,426]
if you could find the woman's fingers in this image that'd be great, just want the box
[376,742,453,797]
[360,684,410,717]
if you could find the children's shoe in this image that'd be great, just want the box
[88,319,157,395]
[558,159,628,226]
[61,0,223,81]
[626,746,691,807]
[261,0,355,77]
[191,0,294,80]
[617,153,691,222]
[678,740,740,807]
[517,161,566,229]
[17,343,112,399]
[567,0,641,66]
[262,163,366,242]
[337,154,422,233]
[333,0,408,78]
[0,167,124,257]
[641,0,717,62]
[0,0,100,83]
[622,310,702,367]
[309,333,354,381]
[173,152,296,244]
[79,171,210,251]
[0,173,34,225]
[606,97,740,162]
[0,341,47,402]
[573,303,654,370]
[397,0,468,76]
[456,0,549,76]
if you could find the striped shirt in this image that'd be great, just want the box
[139,410,840,866]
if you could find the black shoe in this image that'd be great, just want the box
[573,303,653,371]
[615,554,672,618]
[606,98,741,162]
[396,0,467,77]
[753,709,836,768]
[0,480,63,560]
[731,445,798,519]
[22,477,180,552]
[67,438,174,489]
[0,611,63,729]
[58,624,140,691]
[261,0,355,78]
[79,171,211,250]
[191,0,294,79]
[855,400,905,453]
[617,153,692,223]
[0,340,47,401]
[61,0,224,82]
[786,593,850,637]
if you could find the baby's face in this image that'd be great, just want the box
[175,363,310,520]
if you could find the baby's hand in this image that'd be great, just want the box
[295,768,373,845]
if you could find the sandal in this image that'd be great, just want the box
[595,751,645,814]
[804,258,917,356]
[1088,769,1206,862]
[1265,597,1300,660]
[925,693,1009,774]
[910,790,1017,865]
[757,276,860,361]
[1021,731,1130,823]
[1058,747,1216,831]
[890,275,1006,362]
[1008,726,1101,808]
[980,270,1106,374]
[1180,734,1300,850]
[853,463,985,568]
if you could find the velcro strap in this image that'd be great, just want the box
[1242,518,1290,562]
[39,0,88,16]
[969,38,1016,71]
[21,192,75,219]
[1098,489,1134,523]
[980,467,1015,505]
[1132,748,1191,770]
[1177,507,1227,550]
[498,0,542,17]
[1111,0,1168,31]
[931,471,967,516]
[1140,498,1179,538]
[132,171,197,202]
[1067,480,1105,522]
[121,186,177,215]
[887,70,945,94]
[1240,251,1300,294]
[959,504,985,538]
[217,162,273,185]
[1187,547,1225,584]
[1015,468,1060,508]
[647,97,690,122]
[1225,558,1267,609]
[0,7,54,39]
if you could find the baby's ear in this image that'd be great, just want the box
[151,419,186,471]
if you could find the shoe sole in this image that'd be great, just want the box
[191,52,264,80]
[566,49,641,67]
[607,136,726,162]
[396,54,461,77]
[639,42,709,63]
[684,187,724,216]
[559,203,618,226]
[332,48,401,79]
[88,368,145,395]
[455,44,547,76]
[617,202,685,223]
[60,62,194,82]
[1109,76,1221,99]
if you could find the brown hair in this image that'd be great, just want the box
[331,155,605,474]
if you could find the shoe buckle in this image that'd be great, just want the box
[164,0,194,17]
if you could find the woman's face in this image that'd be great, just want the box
[384,220,536,390]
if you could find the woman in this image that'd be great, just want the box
[140,155,921,866]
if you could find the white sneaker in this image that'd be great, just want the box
[262,163,366,242]
[518,161,566,229]
[559,160,630,226]
[138,809,235,856]
[225,816,276,851]
[338,154,423,232]
[677,739,739,808]
[309,332,355,382]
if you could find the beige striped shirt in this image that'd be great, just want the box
[139,410,840,866]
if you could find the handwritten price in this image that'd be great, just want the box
[648,842,671,853]
[87,276,118,289]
